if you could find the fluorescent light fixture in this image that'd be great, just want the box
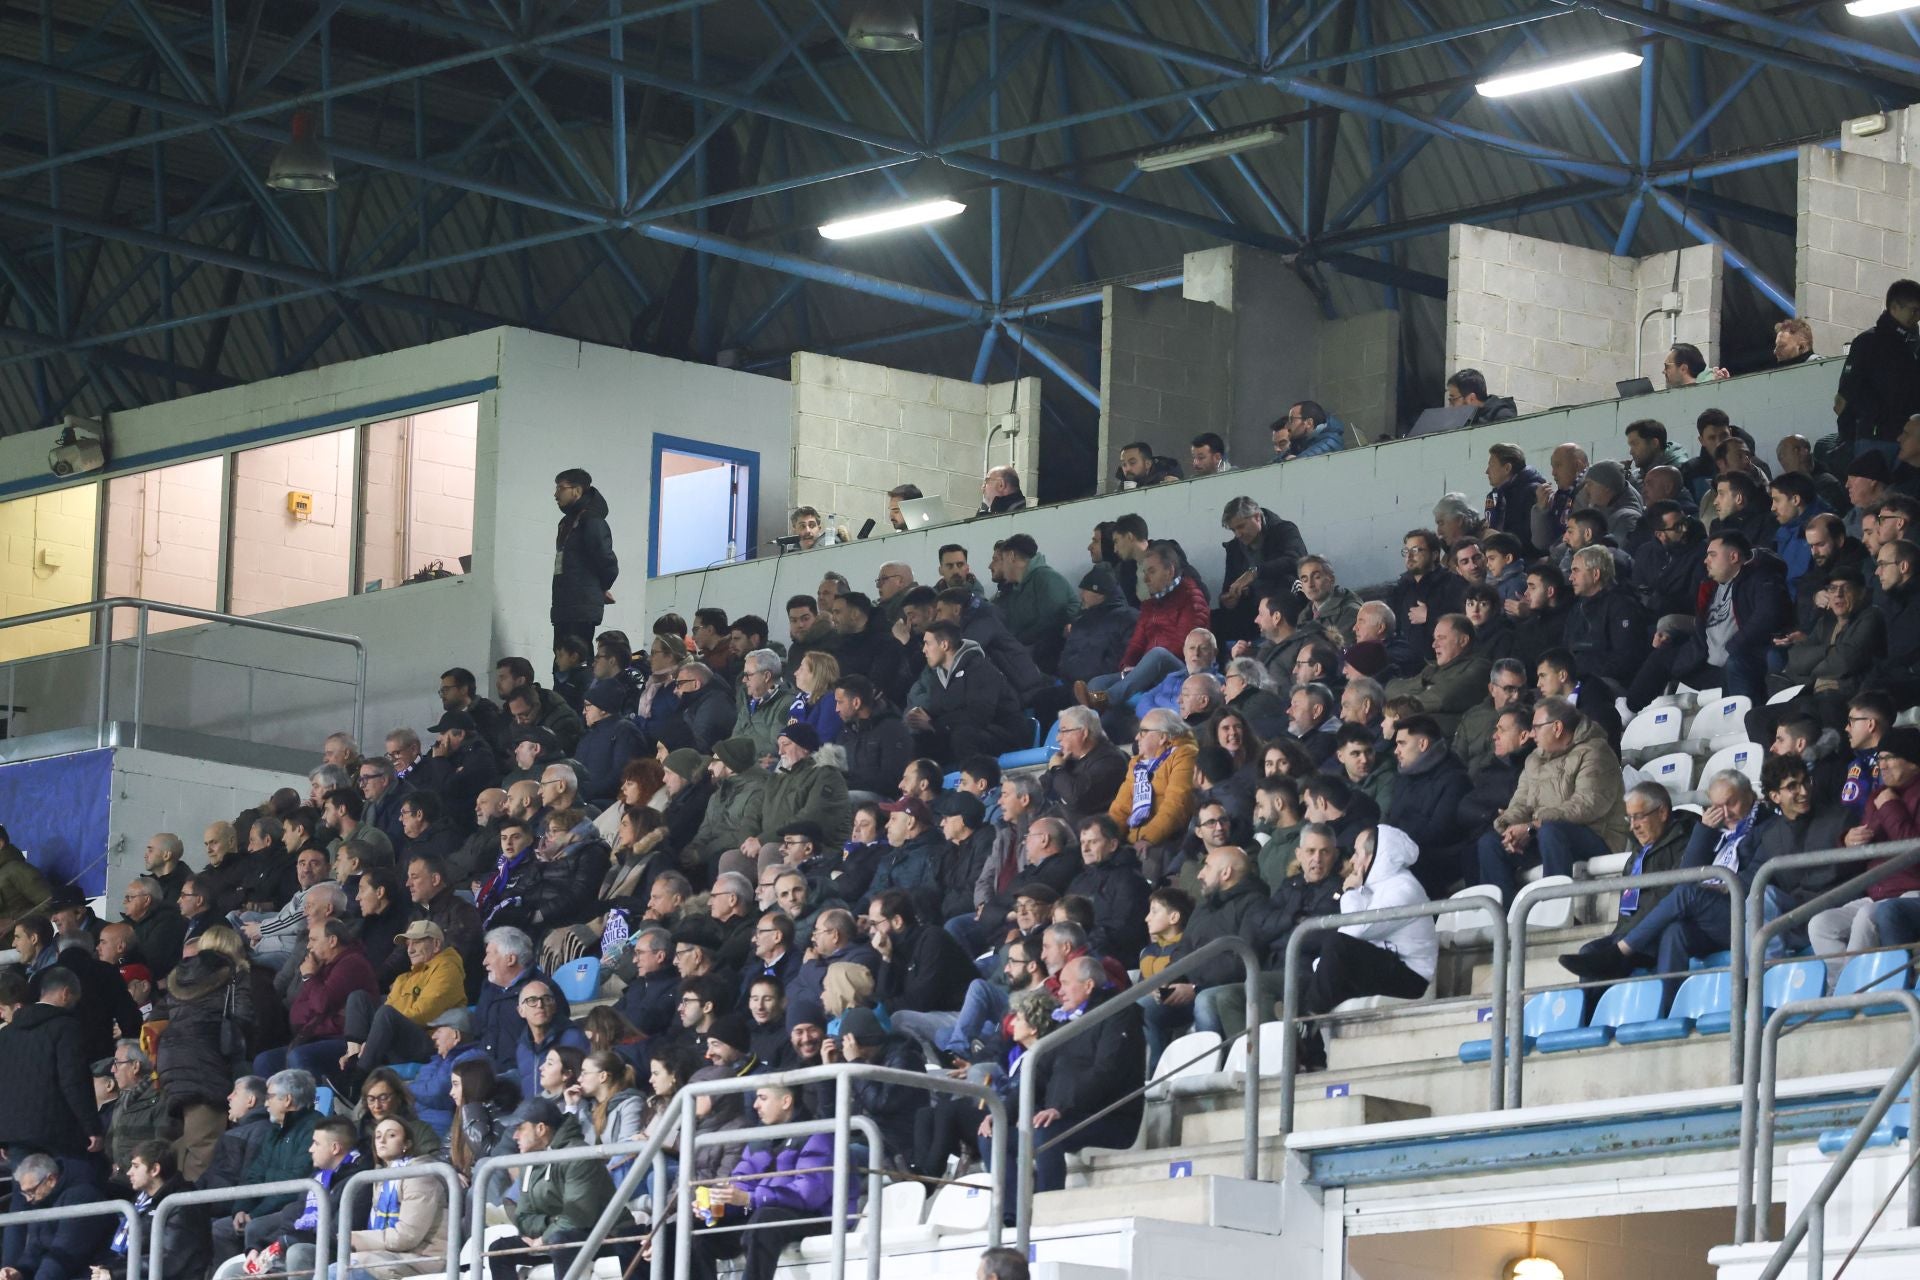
[818,198,965,240]
[1136,123,1285,173]
[1846,0,1920,16]
[1477,49,1644,98]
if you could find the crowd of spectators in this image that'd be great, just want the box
[4,286,1920,1280]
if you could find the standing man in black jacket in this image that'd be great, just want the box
[550,467,618,651]
[1836,279,1920,458]
[0,968,104,1164]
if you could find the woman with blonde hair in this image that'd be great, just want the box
[821,960,874,1019]
[787,651,844,743]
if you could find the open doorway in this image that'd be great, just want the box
[651,435,758,576]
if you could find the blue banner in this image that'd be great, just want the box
[0,748,113,894]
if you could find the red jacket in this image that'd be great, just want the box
[1863,780,1920,900]
[1121,576,1211,670]
[288,941,379,1043]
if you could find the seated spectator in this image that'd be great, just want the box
[1634,501,1709,619]
[1234,589,1336,694]
[931,792,996,932]
[835,676,911,801]
[1065,815,1149,967]
[984,955,1144,1200]
[1812,728,1920,975]
[1385,714,1474,897]
[681,737,770,882]
[906,621,1029,766]
[656,661,734,754]
[1435,495,1486,550]
[1332,725,1393,811]
[337,919,466,1079]
[1142,845,1272,1057]
[1564,545,1651,700]
[978,465,1028,515]
[1189,432,1232,476]
[1294,826,1436,1072]
[1627,531,1791,709]
[1577,461,1643,545]
[1273,400,1345,460]
[1510,563,1571,672]
[1386,529,1466,663]
[734,648,795,762]
[1106,710,1201,881]
[1562,770,1770,1011]
[4,1152,112,1280]
[207,1069,321,1265]
[997,533,1081,667]
[340,1117,448,1280]
[1598,783,1702,955]
[1044,706,1130,820]
[1759,567,1888,741]
[410,1008,487,1132]
[485,1098,616,1280]
[570,682,644,806]
[1077,543,1211,708]
[865,800,942,905]
[1483,533,1529,603]
[1384,613,1492,738]
[735,725,851,878]
[1284,682,1340,766]
[1531,444,1589,555]
[1452,659,1529,777]
[1475,697,1628,904]
[1216,498,1308,648]
[88,1139,205,1280]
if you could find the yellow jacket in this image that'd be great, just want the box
[387,946,467,1025]
[1106,737,1199,847]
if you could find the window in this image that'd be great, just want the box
[103,456,224,638]
[359,402,478,590]
[652,436,758,576]
[0,485,98,661]
[228,429,358,616]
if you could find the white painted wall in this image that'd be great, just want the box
[645,358,1842,624]
[487,330,791,658]
[105,745,306,907]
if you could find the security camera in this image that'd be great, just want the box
[48,416,107,477]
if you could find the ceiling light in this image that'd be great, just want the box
[819,198,965,240]
[1845,0,1920,15]
[267,110,337,192]
[1135,123,1286,173]
[847,1,922,51]
[1477,49,1644,98]
[1507,1259,1565,1280]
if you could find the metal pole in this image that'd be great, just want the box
[649,1149,669,1280]
[94,600,110,746]
[333,1162,461,1280]
[830,1072,851,1278]
[1243,964,1260,1180]
[149,1178,318,1280]
[675,1094,697,1280]
[0,1199,138,1280]
[1750,992,1920,1243]
[131,603,148,747]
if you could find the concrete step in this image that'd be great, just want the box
[1178,1092,1431,1146]
[1325,996,1493,1041]
[1461,923,1614,994]
[1326,1014,1496,1072]
[1033,1173,1284,1231]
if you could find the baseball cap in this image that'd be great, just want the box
[397,920,445,943]
[878,796,932,827]
[932,792,986,828]
[428,710,478,734]
[505,1097,564,1129]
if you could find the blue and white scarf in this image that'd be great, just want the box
[1128,747,1173,827]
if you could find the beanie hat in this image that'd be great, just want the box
[712,736,758,774]
[1342,641,1391,679]
[662,748,705,782]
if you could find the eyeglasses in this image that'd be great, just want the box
[1197,816,1230,827]
[358,773,382,784]
[364,1090,395,1104]
[519,995,555,1007]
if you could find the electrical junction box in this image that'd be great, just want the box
[287,491,313,520]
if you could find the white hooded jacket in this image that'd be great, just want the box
[1336,825,1437,981]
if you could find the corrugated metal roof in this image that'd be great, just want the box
[0,0,1892,482]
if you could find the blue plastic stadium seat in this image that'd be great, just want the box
[1459,991,1581,1063]
[1817,1119,1909,1156]
[998,717,1061,770]
[553,956,602,1004]
[943,771,962,790]
[1817,952,1911,1020]
[1536,979,1663,1053]
[1701,958,1827,1035]
[1689,950,1733,970]
[389,1061,424,1081]
[1617,971,1730,1044]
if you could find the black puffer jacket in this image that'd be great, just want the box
[1837,309,1920,444]
[1263,872,1343,967]
[842,705,914,795]
[1058,600,1139,685]
[1564,585,1650,691]
[0,1004,102,1156]
[1067,846,1151,967]
[1033,987,1146,1137]
[658,679,736,754]
[958,598,1049,704]
[835,614,913,706]
[158,952,251,1109]
[921,642,1030,755]
[552,485,618,623]
[1181,876,1275,989]
[1385,743,1474,856]
[525,833,614,929]
[936,826,998,922]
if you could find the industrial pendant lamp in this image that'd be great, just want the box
[847,1,922,51]
[268,110,338,192]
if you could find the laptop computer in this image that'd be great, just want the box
[1403,405,1475,439]
[1616,377,1655,398]
[895,496,947,531]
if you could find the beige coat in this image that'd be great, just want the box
[348,1167,450,1280]
[1494,717,1630,852]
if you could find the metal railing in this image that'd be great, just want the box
[1280,897,1508,1132]
[333,1160,462,1280]
[0,596,368,748]
[0,1196,139,1280]
[1505,865,1744,1108]
[537,1061,1006,1280]
[1736,838,1920,1245]
[153,1177,331,1280]
[1015,936,1262,1247]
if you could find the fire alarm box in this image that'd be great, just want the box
[288,491,313,520]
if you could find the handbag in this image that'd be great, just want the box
[218,979,245,1060]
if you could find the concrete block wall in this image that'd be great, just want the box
[227,427,359,616]
[1446,225,1723,414]
[1316,311,1401,445]
[361,400,479,589]
[788,352,1039,527]
[1796,127,1918,357]
[1098,284,1232,472]
[1103,246,1398,472]
[103,456,223,638]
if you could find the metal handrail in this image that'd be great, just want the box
[332,1160,461,1280]
[1505,864,1744,1108]
[1736,838,1920,1244]
[1744,990,1920,1247]
[1281,898,1507,1131]
[1016,936,1262,1246]
[472,1137,662,1280]
[1758,1033,1920,1280]
[0,595,369,748]
[152,1176,332,1280]
[0,1195,140,1280]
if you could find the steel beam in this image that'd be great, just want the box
[1580,0,1915,100]
[1648,187,1794,314]
[1661,0,1920,80]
